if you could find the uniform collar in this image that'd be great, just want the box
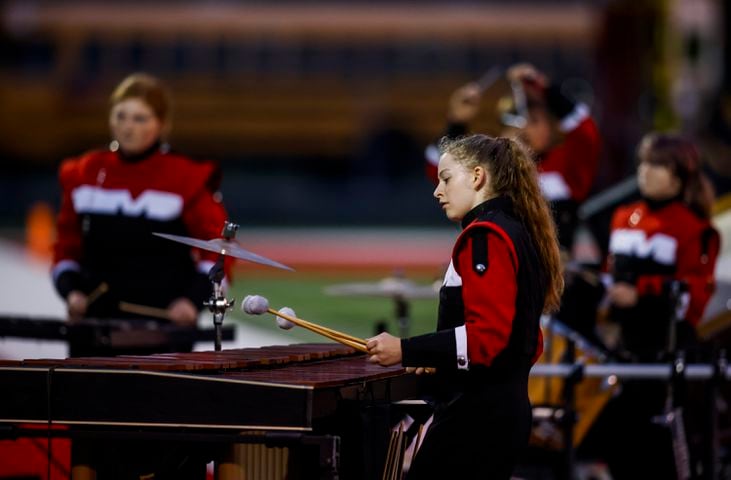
[461,195,513,229]
[642,193,682,211]
[116,139,162,163]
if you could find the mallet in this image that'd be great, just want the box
[242,295,368,353]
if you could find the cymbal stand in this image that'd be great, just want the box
[203,221,237,351]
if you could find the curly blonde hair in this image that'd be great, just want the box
[440,134,564,313]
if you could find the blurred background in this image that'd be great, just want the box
[0,0,730,348]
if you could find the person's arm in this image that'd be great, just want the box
[400,226,519,369]
[424,83,482,184]
[51,159,89,321]
[52,159,84,300]
[540,86,601,203]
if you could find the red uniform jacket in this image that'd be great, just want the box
[52,146,229,316]
[609,199,719,327]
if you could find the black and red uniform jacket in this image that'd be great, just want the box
[608,198,719,359]
[52,143,229,319]
[401,196,547,388]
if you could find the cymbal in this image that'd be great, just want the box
[153,232,295,271]
[324,277,438,300]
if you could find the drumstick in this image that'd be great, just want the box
[242,295,368,352]
[118,301,171,320]
[475,66,503,93]
[267,307,368,353]
[86,282,109,305]
[242,295,366,345]
[279,311,367,346]
[266,303,367,347]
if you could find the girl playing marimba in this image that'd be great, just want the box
[368,134,563,479]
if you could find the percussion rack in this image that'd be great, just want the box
[530,362,731,381]
[528,344,729,480]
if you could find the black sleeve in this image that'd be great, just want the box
[544,84,576,119]
[401,329,457,369]
[54,269,83,300]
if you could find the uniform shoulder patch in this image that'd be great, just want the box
[470,229,488,275]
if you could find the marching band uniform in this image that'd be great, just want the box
[608,196,719,360]
[52,141,228,356]
[402,196,546,479]
[425,85,601,250]
[585,196,719,479]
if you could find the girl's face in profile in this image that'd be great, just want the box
[637,160,682,201]
[434,153,485,222]
[109,98,163,155]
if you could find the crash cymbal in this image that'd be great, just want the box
[153,232,295,271]
[324,277,438,300]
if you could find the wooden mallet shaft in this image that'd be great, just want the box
[267,308,368,353]
[86,282,109,305]
[119,301,171,320]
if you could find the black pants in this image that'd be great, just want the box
[407,383,531,479]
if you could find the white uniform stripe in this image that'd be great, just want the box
[52,259,80,283]
[559,103,590,132]
[455,325,469,370]
[442,260,462,287]
[425,145,440,167]
[539,172,572,201]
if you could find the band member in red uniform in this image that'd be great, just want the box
[52,73,229,357]
[588,132,719,479]
[51,73,227,480]
[368,134,563,479]
[607,132,718,358]
[425,63,601,251]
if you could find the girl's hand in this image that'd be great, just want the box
[405,367,437,375]
[366,332,402,366]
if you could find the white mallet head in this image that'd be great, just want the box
[276,307,296,330]
[242,295,269,315]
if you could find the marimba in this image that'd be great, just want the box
[0,343,419,479]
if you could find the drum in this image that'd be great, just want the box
[697,280,731,342]
[528,318,618,450]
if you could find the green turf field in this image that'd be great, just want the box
[226,271,440,342]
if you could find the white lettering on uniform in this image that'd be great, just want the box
[609,229,678,265]
[72,185,183,221]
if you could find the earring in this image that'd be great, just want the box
[109,140,119,152]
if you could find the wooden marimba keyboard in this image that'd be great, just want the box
[0,343,419,479]
[0,343,416,432]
